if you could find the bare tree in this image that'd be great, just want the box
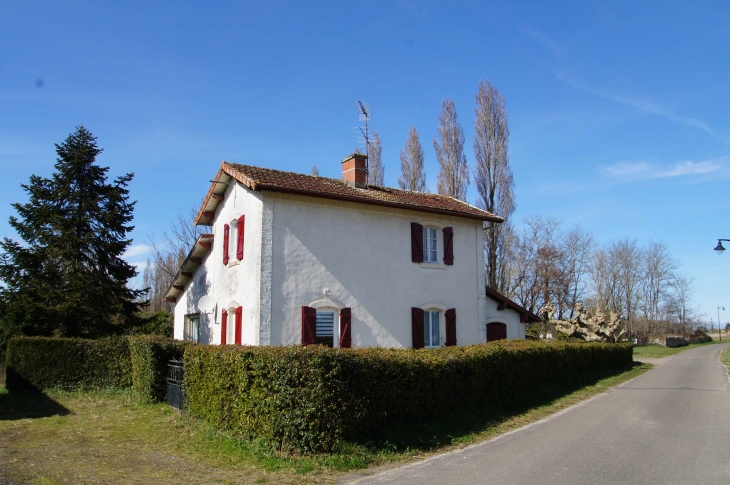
[311,165,319,177]
[642,241,678,334]
[398,126,427,192]
[670,272,695,337]
[433,99,470,201]
[367,132,385,186]
[143,206,210,313]
[473,80,515,291]
[557,227,593,319]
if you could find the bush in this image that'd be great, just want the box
[129,335,192,403]
[184,340,632,454]
[129,311,174,337]
[5,336,132,391]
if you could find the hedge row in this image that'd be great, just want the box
[5,336,133,391]
[5,335,188,399]
[184,340,633,453]
[129,335,191,403]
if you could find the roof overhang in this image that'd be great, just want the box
[485,286,541,324]
[162,234,214,303]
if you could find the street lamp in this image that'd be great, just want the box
[715,239,730,255]
[718,306,725,342]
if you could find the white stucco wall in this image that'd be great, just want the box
[174,181,263,345]
[481,297,526,342]
[267,192,488,348]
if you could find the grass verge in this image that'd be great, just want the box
[0,364,650,485]
[720,346,730,369]
[632,341,721,359]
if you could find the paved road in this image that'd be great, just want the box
[352,344,730,485]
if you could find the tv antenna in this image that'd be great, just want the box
[352,101,371,179]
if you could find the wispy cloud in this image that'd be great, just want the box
[604,157,727,181]
[522,29,728,145]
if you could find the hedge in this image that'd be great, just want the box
[5,336,132,391]
[129,335,191,403]
[184,340,633,453]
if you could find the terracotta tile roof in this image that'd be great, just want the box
[195,161,503,225]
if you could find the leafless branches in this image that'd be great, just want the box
[433,99,469,201]
[367,132,385,186]
[398,126,427,192]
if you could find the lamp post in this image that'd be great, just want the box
[719,306,725,342]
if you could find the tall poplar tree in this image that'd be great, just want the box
[433,99,470,201]
[398,127,427,192]
[367,132,385,186]
[0,126,144,338]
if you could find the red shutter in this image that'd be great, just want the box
[220,309,228,345]
[443,227,454,265]
[411,222,424,263]
[302,306,316,345]
[411,307,425,349]
[235,306,242,345]
[445,308,456,346]
[236,215,245,260]
[223,224,230,265]
[339,308,352,348]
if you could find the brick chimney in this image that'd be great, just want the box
[341,153,368,188]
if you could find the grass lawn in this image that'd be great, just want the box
[632,340,722,359]
[0,364,650,485]
[721,346,730,368]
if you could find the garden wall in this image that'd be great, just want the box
[184,341,633,453]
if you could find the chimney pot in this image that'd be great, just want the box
[341,153,368,188]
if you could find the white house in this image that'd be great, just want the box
[164,153,539,348]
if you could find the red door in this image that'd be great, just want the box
[486,323,507,342]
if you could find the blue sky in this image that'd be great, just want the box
[2,1,729,324]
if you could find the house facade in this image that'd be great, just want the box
[165,154,538,348]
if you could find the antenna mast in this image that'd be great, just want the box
[355,101,371,180]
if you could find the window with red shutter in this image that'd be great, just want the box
[411,222,424,263]
[235,306,242,345]
[339,308,352,348]
[223,224,230,265]
[236,215,245,260]
[445,308,456,346]
[302,306,316,345]
[411,307,425,349]
[220,309,228,345]
[443,227,454,265]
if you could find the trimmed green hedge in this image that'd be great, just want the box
[184,341,633,453]
[129,335,191,403]
[5,336,132,391]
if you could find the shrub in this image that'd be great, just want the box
[184,341,632,453]
[5,336,132,391]
[129,335,192,403]
[129,311,174,337]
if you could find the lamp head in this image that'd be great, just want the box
[715,240,726,255]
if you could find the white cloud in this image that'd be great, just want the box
[123,244,153,260]
[604,157,727,181]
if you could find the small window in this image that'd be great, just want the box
[185,314,200,343]
[424,310,440,348]
[316,311,335,347]
[423,227,438,263]
[229,219,238,262]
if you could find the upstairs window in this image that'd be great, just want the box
[423,227,438,263]
[315,311,335,347]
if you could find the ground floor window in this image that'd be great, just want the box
[316,311,335,347]
[185,314,200,342]
[424,310,440,348]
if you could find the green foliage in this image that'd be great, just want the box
[0,126,145,339]
[5,336,132,391]
[129,335,191,403]
[184,341,632,454]
[129,311,174,337]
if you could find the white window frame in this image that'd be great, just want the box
[419,302,447,348]
[184,313,200,343]
[423,227,438,263]
[424,310,441,348]
[227,218,240,267]
[417,220,447,269]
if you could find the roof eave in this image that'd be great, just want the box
[162,234,214,302]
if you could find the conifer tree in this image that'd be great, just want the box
[0,126,144,338]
